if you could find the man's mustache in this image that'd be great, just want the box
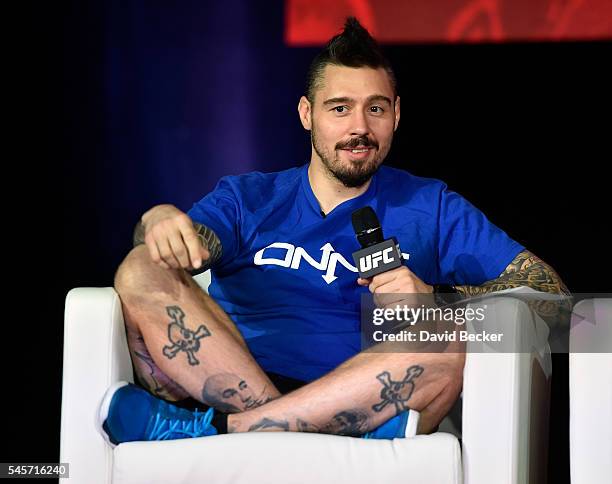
[336,136,379,150]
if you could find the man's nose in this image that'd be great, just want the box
[349,109,370,136]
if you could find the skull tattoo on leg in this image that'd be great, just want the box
[162,305,211,366]
[372,365,424,414]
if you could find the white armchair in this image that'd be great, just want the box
[60,274,552,484]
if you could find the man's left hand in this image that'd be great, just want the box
[358,266,433,309]
[357,265,432,294]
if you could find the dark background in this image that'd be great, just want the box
[21,1,611,483]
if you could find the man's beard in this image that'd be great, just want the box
[312,125,385,188]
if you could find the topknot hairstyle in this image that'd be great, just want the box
[305,17,397,103]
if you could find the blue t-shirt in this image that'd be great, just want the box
[188,164,524,382]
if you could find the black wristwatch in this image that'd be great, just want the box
[432,284,459,306]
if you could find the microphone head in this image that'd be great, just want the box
[352,206,384,247]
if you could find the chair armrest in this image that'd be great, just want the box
[462,296,552,484]
[570,298,612,484]
[60,287,133,484]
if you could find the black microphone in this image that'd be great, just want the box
[351,206,403,278]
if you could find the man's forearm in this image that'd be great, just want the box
[455,249,571,322]
[455,250,570,297]
[132,219,224,272]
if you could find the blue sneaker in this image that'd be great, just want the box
[363,409,420,439]
[97,381,218,447]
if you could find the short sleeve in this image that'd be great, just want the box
[187,177,240,268]
[437,186,524,285]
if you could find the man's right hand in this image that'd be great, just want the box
[140,204,210,271]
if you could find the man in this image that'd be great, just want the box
[99,18,568,444]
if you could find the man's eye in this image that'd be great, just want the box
[370,106,384,113]
[333,106,347,113]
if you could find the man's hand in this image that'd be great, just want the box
[140,204,210,271]
[358,266,433,308]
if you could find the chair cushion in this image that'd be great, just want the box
[113,431,461,484]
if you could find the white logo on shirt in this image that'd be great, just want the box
[253,242,410,285]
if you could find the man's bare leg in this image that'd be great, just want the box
[115,245,463,434]
[227,349,465,435]
[115,245,281,411]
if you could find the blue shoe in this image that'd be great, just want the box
[363,409,420,439]
[97,381,218,447]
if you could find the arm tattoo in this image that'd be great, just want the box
[456,250,570,297]
[192,222,223,271]
[455,250,572,323]
[162,305,211,366]
[201,373,273,413]
[132,220,223,271]
[372,365,423,414]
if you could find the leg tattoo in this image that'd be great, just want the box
[321,410,369,436]
[296,418,320,433]
[130,335,189,401]
[202,373,272,413]
[134,349,165,395]
[162,305,211,365]
[248,417,290,432]
[372,365,424,414]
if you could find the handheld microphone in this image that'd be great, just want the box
[351,206,403,279]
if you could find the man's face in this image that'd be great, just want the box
[299,65,400,187]
[204,373,257,412]
[220,375,256,410]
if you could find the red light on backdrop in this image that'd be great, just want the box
[285,0,612,45]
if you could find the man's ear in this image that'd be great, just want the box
[394,95,400,131]
[298,96,312,131]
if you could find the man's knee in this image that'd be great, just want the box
[114,245,175,296]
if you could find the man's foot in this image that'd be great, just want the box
[97,381,218,447]
[362,409,420,440]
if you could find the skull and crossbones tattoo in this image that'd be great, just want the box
[162,305,211,366]
[372,365,424,413]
